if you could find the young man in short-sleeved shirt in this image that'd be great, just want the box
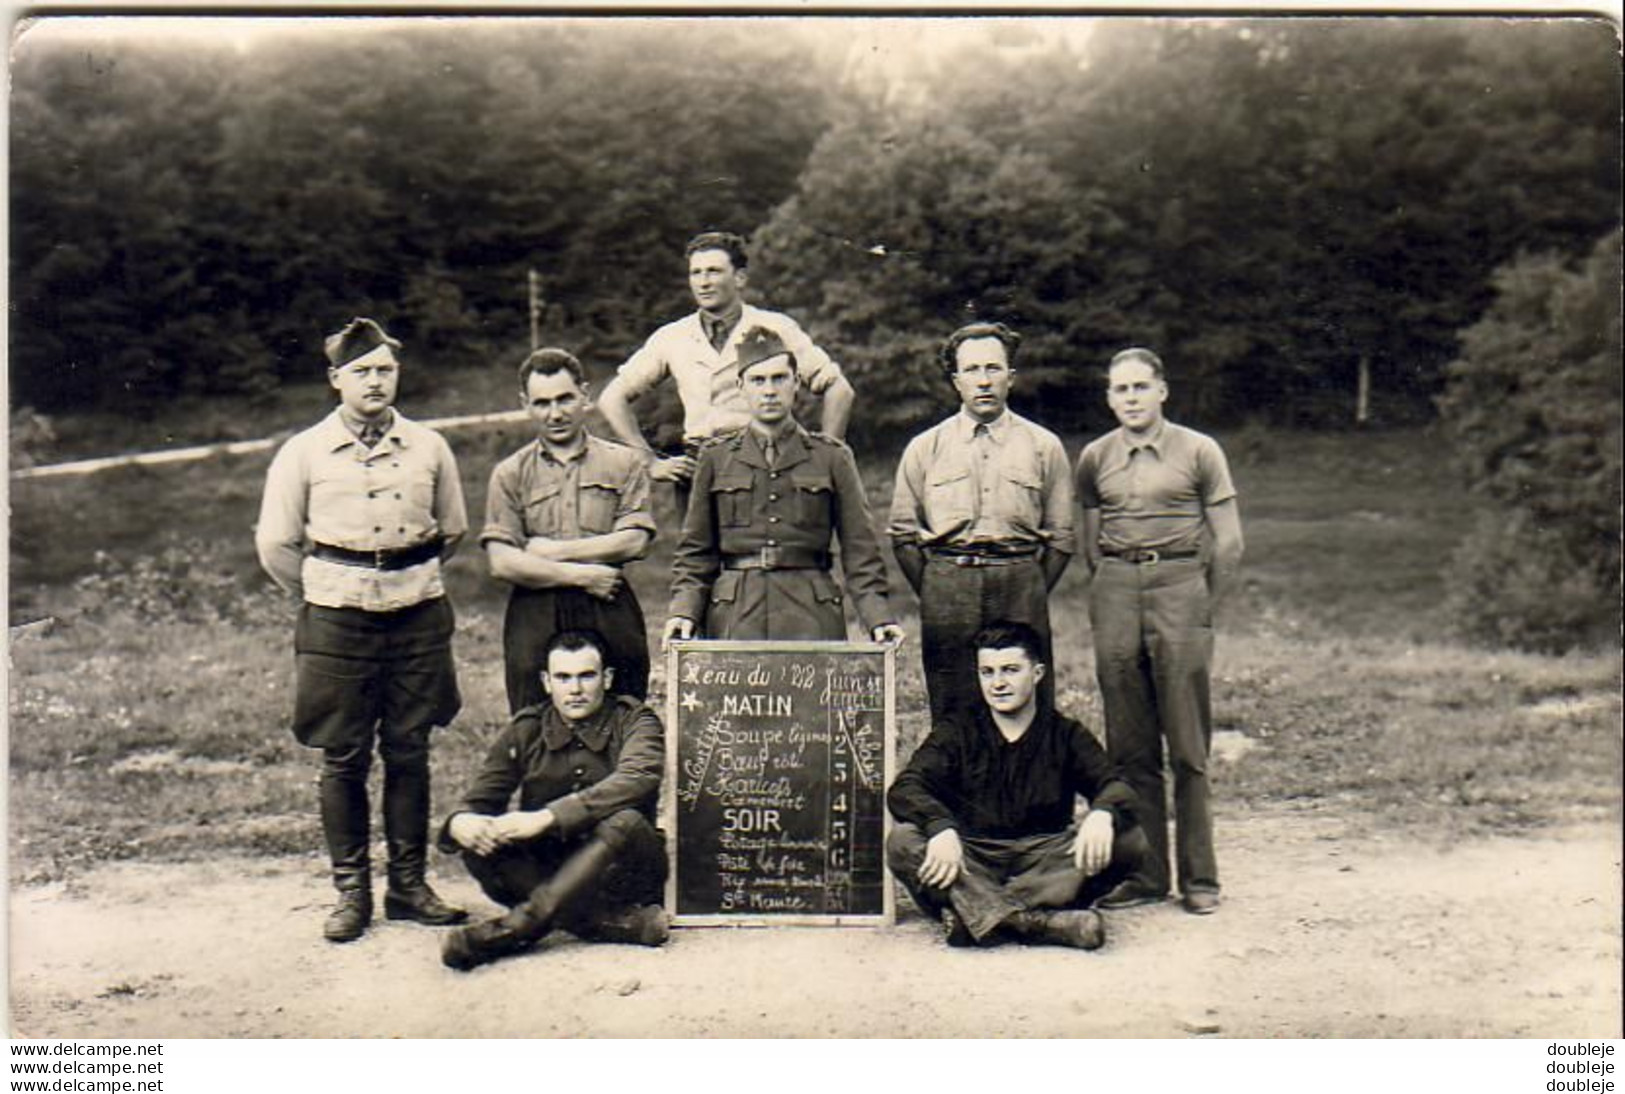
[1074,347,1244,916]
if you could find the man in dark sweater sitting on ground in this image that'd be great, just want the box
[887,621,1166,949]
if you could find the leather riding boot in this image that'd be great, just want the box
[441,834,621,971]
[1003,908,1106,951]
[382,755,466,926]
[325,871,374,943]
[320,747,372,942]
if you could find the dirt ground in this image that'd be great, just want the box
[8,804,1620,1039]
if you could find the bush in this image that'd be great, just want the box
[71,539,288,628]
[1438,229,1622,650]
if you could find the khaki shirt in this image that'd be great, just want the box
[888,409,1076,554]
[1075,420,1236,554]
[256,410,467,611]
[615,304,844,441]
[480,434,656,549]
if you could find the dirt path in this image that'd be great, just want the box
[9,807,1620,1038]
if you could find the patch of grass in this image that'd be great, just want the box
[8,423,1620,883]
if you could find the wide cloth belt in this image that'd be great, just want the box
[312,538,443,571]
[722,547,830,571]
[1100,546,1200,565]
[925,546,1040,568]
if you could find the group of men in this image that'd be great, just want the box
[255,230,1243,971]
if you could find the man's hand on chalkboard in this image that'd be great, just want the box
[871,623,906,646]
[1073,809,1115,877]
[448,813,502,857]
[919,828,964,889]
[662,616,696,647]
[492,809,555,844]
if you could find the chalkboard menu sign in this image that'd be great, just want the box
[665,641,896,926]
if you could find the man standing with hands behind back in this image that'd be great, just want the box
[1075,347,1244,916]
[256,316,468,943]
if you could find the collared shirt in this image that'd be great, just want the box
[887,704,1139,840]
[614,304,845,441]
[699,302,743,352]
[439,695,664,845]
[479,433,657,550]
[256,408,468,611]
[1075,420,1236,554]
[888,409,1076,553]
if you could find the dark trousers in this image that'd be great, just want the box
[919,555,1054,725]
[502,585,649,714]
[887,820,1159,941]
[461,810,667,934]
[1089,557,1218,895]
[293,599,461,890]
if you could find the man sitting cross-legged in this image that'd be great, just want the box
[438,629,668,971]
[887,621,1166,950]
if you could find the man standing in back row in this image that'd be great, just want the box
[597,231,856,512]
[889,322,1075,723]
[1075,347,1244,916]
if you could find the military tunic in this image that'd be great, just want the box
[670,424,894,640]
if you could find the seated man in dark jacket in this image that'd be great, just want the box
[438,629,667,970]
[887,621,1166,950]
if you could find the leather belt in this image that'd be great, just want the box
[312,538,443,571]
[722,547,830,571]
[1101,547,1200,565]
[926,547,1040,568]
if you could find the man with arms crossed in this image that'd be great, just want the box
[1075,347,1244,916]
[597,231,856,508]
[256,316,468,942]
[887,621,1162,950]
[889,322,1075,722]
[439,629,668,970]
[482,347,656,713]
[664,326,902,645]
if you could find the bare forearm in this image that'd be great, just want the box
[488,542,600,590]
[597,379,656,453]
[530,530,650,565]
[818,378,855,439]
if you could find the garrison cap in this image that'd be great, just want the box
[736,326,797,377]
[324,317,402,369]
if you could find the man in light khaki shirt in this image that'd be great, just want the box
[256,317,469,944]
[889,322,1075,722]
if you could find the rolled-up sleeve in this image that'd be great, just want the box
[547,705,665,838]
[611,456,658,537]
[614,333,670,400]
[777,314,842,395]
[479,457,528,548]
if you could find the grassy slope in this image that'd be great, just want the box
[8,420,1620,884]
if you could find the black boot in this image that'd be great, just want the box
[1003,909,1106,950]
[383,752,466,926]
[442,833,621,971]
[325,872,374,943]
[321,747,373,943]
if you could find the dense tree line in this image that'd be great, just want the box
[11,16,1620,437]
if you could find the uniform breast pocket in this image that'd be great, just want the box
[711,476,755,528]
[790,470,833,528]
[925,465,975,525]
[577,478,624,535]
[523,481,565,535]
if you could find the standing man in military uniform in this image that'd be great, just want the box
[597,231,856,513]
[1075,347,1243,916]
[663,327,903,644]
[889,322,1076,723]
[482,347,656,714]
[256,317,468,942]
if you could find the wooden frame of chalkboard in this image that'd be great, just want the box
[664,640,896,927]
